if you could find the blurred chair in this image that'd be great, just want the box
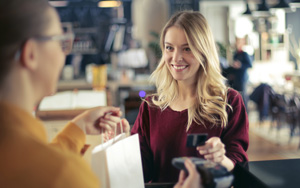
[249,83,275,123]
[284,94,300,148]
[269,93,287,133]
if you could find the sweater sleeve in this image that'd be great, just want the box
[50,122,86,154]
[222,89,249,165]
[53,154,100,188]
[131,100,154,183]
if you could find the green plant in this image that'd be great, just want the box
[148,31,162,59]
[216,41,227,58]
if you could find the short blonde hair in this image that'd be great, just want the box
[150,11,229,130]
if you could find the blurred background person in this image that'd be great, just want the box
[225,37,252,111]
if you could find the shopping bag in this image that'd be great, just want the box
[91,133,144,188]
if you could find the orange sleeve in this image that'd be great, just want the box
[50,122,86,154]
[53,155,100,188]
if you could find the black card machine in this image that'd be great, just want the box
[186,133,208,147]
[172,157,234,188]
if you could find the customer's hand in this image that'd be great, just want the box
[174,159,202,188]
[71,106,123,135]
[103,118,130,142]
[196,137,234,171]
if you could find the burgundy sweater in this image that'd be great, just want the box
[131,89,249,183]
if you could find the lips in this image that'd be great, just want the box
[171,64,188,70]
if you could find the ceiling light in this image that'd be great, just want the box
[98,1,122,8]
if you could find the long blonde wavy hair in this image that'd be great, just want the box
[149,11,230,130]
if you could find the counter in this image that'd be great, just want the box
[57,79,155,106]
[234,159,300,188]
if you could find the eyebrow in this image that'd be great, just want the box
[164,42,189,47]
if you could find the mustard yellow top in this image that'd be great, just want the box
[0,101,100,188]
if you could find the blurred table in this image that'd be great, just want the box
[36,90,107,120]
[57,79,154,106]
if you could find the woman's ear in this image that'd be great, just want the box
[20,39,39,70]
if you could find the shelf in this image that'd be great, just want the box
[73,27,98,33]
[260,31,289,61]
[71,49,98,55]
[264,43,286,49]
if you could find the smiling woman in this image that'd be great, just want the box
[131,11,249,184]
[164,26,200,85]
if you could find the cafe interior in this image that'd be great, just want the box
[36,0,300,187]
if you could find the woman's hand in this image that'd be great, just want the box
[197,137,225,163]
[174,159,202,188]
[71,106,123,135]
[120,118,130,136]
[196,137,234,171]
[103,118,130,142]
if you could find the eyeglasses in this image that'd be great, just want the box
[14,32,75,61]
[34,32,75,55]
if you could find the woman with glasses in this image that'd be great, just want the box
[131,11,249,183]
[0,0,129,187]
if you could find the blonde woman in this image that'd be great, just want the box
[131,11,249,183]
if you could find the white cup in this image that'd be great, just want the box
[62,65,74,80]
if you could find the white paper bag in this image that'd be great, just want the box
[91,133,144,188]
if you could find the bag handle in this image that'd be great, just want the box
[112,119,123,138]
[101,114,123,144]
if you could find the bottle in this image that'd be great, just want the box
[92,64,107,90]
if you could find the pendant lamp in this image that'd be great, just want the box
[257,0,269,12]
[272,0,296,13]
[253,0,271,17]
[242,0,252,15]
[273,0,290,9]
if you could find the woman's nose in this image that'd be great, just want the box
[173,50,183,63]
